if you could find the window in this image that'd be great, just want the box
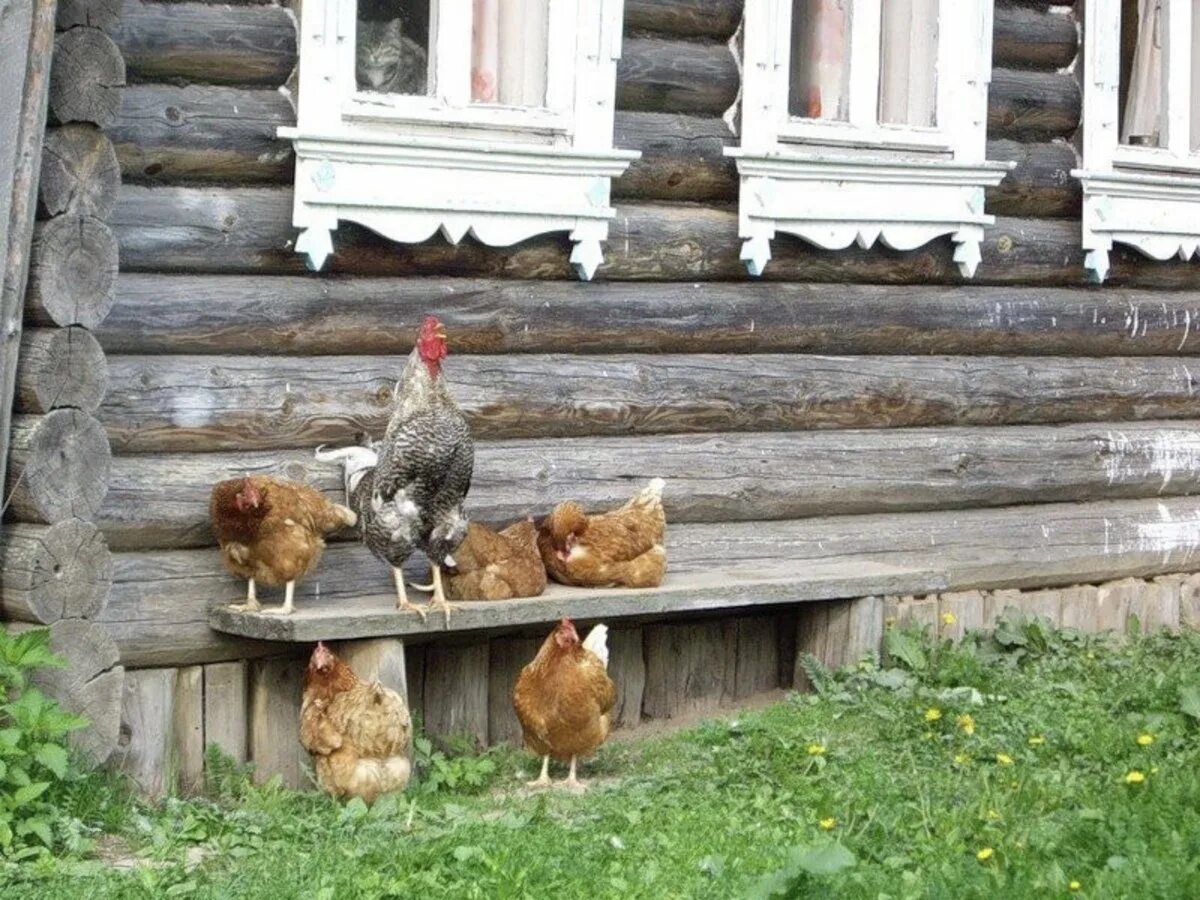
[1074,0,1200,282]
[728,0,1011,277]
[281,0,639,280]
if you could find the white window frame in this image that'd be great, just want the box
[1074,0,1200,282]
[279,0,639,279]
[727,0,1012,277]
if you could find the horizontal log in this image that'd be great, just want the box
[17,327,109,414]
[95,352,1200,453]
[107,496,1200,664]
[87,422,1200,551]
[26,215,118,328]
[39,125,121,218]
[989,68,1080,141]
[8,409,112,522]
[57,0,123,32]
[48,27,125,128]
[111,0,296,86]
[97,276,1200,359]
[617,37,736,117]
[623,0,741,39]
[993,4,1077,70]
[107,88,1073,216]
[0,520,113,622]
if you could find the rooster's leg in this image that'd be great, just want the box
[425,565,458,628]
[229,579,262,612]
[263,580,296,615]
[561,755,587,792]
[393,568,428,621]
[525,755,551,788]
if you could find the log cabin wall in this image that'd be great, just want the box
[8,0,1200,793]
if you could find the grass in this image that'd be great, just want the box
[6,615,1200,898]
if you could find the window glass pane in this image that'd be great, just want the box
[789,0,852,120]
[474,0,549,106]
[356,1,431,95]
[878,0,938,127]
[1121,0,1166,147]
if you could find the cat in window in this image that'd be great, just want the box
[357,18,428,94]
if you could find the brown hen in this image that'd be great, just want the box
[538,478,666,589]
[513,618,615,791]
[299,642,412,804]
[210,476,356,615]
[442,520,547,602]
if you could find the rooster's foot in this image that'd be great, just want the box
[393,568,427,621]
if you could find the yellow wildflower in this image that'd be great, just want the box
[1069,881,1082,892]
[957,714,976,736]
[996,753,1014,766]
[1028,735,1045,747]
[954,753,971,765]
[807,743,826,756]
[885,617,897,628]
[976,847,994,862]
[819,817,836,831]
[1137,733,1155,747]
[941,611,957,626]
[925,707,942,722]
[1125,770,1146,785]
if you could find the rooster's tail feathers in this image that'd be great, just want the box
[583,624,609,669]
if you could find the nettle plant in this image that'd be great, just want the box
[0,627,88,852]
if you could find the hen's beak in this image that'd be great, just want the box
[434,321,447,340]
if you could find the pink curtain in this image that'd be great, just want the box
[790,0,851,120]
[472,0,499,102]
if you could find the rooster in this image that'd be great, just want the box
[300,642,412,804]
[210,476,356,615]
[538,479,667,589]
[371,316,475,625]
[513,618,615,791]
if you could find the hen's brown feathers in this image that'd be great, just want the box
[210,476,355,586]
[537,480,667,589]
[443,520,546,601]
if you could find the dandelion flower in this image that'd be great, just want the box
[1069,881,1081,892]
[925,707,942,722]
[941,611,957,626]
[1137,733,1154,746]
[885,617,897,628]
[1125,770,1146,785]
[957,714,976,736]
[976,847,994,862]
[819,817,836,830]
[954,753,971,765]
[996,753,1014,766]
[1028,735,1045,747]
[807,743,826,756]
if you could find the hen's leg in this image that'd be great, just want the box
[393,568,428,621]
[229,578,261,612]
[425,565,458,628]
[561,755,586,792]
[525,755,551,788]
[263,580,296,615]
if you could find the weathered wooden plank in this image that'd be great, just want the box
[114,189,1193,285]
[1058,584,1100,632]
[203,660,248,763]
[7,409,111,522]
[643,620,734,719]
[249,655,308,788]
[1095,579,1137,633]
[17,327,109,414]
[98,276,1200,358]
[1179,574,1200,629]
[334,638,409,703]
[114,667,178,796]
[937,591,986,640]
[0,520,112,623]
[487,636,539,746]
[39,125,121,218]
[93,352,1200,453]
[174,665,205,794]
[731,616,779,701]
[27,215,118,328]
[111,0,296,86]
[48,28,126,128]
[609,627,645,729]
[623,0,740,39]
[422,641,488,749]
[87,422,1200,551]
[58,0,124,31]
[993,3,1077,70]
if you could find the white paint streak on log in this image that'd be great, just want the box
[1104,429,1200,492]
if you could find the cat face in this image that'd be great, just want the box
[357,19,406,90]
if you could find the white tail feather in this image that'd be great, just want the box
[583,624,609,669]
[313,445,378,499]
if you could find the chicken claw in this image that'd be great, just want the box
[261,580,297,616]
[393,568,428,622]
[229,579,262,612]
[414,565,458,628]
[561,755,587,793]
[525,755,552,789]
